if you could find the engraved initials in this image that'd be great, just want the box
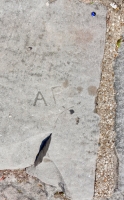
[33,92,47,106]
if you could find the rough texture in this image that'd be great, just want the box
[108,33,124,200]
[0,169,71,200]
[0,170,47,200]
[0,0,107,200]
[92,0,124,199]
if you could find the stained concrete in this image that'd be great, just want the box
[0,0,106,199]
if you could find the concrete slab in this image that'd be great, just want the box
[0,0,107,199]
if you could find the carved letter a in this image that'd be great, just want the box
[33,92,47,106]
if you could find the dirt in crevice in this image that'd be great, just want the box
[80,1,124,199]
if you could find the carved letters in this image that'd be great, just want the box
[33,91,47,106]
[34,87,60,106]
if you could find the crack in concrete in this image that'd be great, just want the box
[50,160,71,199]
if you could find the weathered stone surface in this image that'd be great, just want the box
[111,34,124,199]
[0,172,47,200]
[108,191,124,200]
[0,0,106,199]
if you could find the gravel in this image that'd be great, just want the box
[88,0,124,199]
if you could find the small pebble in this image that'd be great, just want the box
[110,3,117,9]
[46,2,49,6]
[91,12,96,17]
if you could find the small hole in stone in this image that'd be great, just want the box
[54,191,65,198]
[76,117,80,125]
[28,47,32,50]
[69,109,74,114]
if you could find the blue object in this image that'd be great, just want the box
[91,12,96,16]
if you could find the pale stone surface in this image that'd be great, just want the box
[0,0,106,199]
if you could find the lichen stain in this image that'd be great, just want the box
[63,79,69,88]
[77,86,83,93]
[74,29,93,45]
[88,86,97,96]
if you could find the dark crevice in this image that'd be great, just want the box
[34,133,52,167]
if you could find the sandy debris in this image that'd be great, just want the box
[94,2,124,199]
